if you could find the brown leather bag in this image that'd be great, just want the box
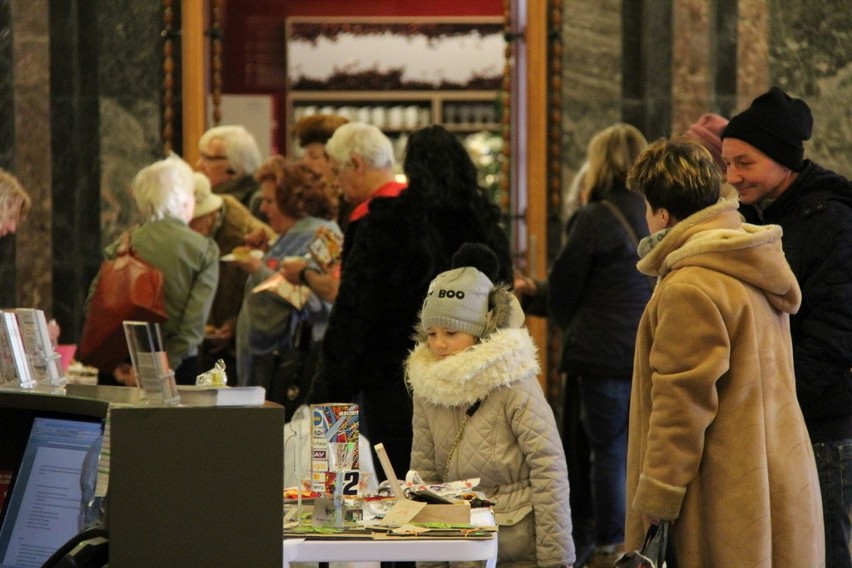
[78,231,167,371]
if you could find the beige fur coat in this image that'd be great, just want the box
[626,199,824,566]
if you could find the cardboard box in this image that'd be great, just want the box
[310,403,359,494]
[381,499,472,526]
[412,503,471,524]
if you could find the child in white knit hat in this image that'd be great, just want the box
[405,243,576,568]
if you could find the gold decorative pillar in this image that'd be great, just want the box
[545,0,563,401]
[500,0,513,214]
[162,0,177,154]
[525,0,550,393]
[182,0,207,164]
[209,0,223,126]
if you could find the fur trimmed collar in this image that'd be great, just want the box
[637,198,801,313]
[405,327,539,407]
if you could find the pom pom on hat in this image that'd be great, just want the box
[684,113,729,172]
[721,86,813,171]
[451,242,500,280]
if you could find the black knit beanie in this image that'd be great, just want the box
[721,86,813,171]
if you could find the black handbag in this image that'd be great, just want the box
[613,521,671,568]
[267,314,319,421]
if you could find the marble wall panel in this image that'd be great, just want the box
[561,0,623,175]
[0,2,12,167]
[46,0,164,341]
[735,0,770,107]
[768,0,852,176]
[0,1,16,306]
[49,0,102,338]
[671,0,712,135]
[11,0,50,309]
[95,0,163,244]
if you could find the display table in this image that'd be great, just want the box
[282,535,498,567]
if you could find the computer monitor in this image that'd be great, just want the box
[0,391,107,568]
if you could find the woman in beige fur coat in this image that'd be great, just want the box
[406,244,575,568]
[624,138,824,566]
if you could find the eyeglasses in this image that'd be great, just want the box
[200,152,228,162]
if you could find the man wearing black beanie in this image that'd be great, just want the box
[722,86,852,568]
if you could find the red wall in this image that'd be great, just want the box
[220,0,502,153]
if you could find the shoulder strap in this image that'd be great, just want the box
[601,200,656,290]
[600,200,640,247]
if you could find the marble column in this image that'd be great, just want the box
[54,0,164,342]
[560,0,623,178]
[0,1,52,310]
[0,1,16,307]
[1,0,166,341]
[735,0,770,107]
[11,0,51,310]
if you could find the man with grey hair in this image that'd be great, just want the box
[281,122,405,301]
[324,122,404,261]
[196,125,264,219]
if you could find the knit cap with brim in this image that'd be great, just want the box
[721,86,813,171]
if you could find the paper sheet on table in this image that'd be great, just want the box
[252,273,311,309]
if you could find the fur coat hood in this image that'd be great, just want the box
[637,198,801,315]
[405,325,539,407]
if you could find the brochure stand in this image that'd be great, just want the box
[15,308,65,388]
[123,321,178,405]
[0,311,35,388]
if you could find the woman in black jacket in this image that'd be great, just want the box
[548,122,652,567]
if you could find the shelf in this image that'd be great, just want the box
[288,90,499,103]
[286,90,501,156]
[442,123,501,132]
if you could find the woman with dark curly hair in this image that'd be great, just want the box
[234,157,341,389]
[308,124,513,481]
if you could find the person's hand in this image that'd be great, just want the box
[204,322,233,353]
[113,362,137,387]
[233,255,263,274]
[217,320,234,341]
[243,228,271,250]
[513,271,538,297]
[281,256,308,285]
[47,318,61,347]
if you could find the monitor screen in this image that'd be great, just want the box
[0,415,103,568]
